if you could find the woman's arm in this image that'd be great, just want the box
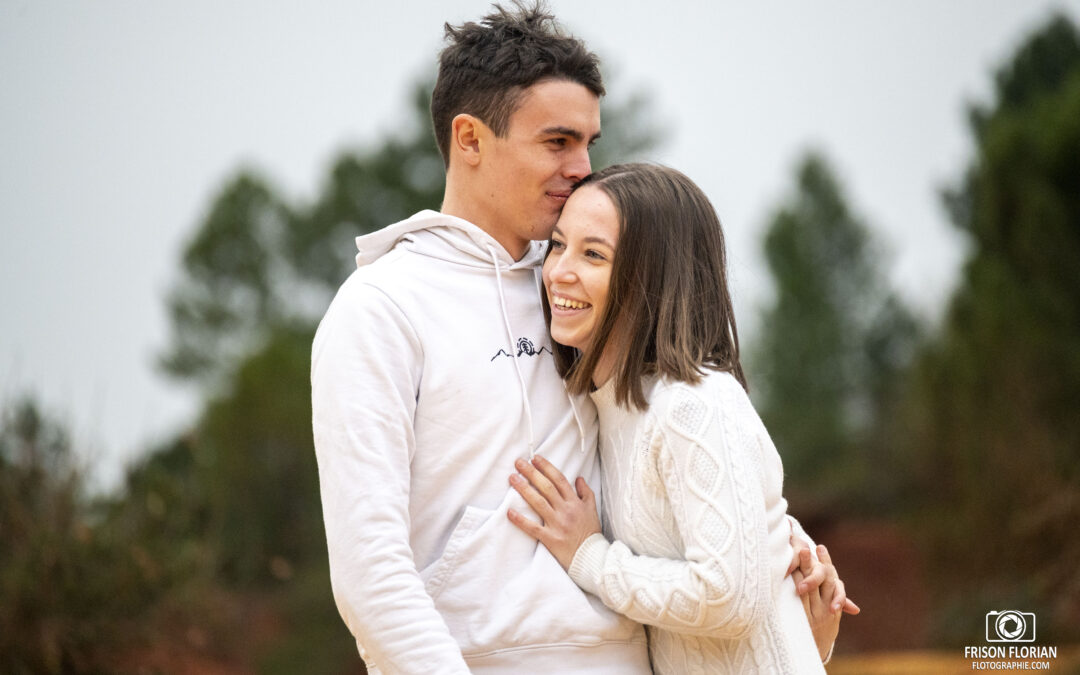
[508,384,773,638]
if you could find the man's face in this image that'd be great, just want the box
[481,79,601,257]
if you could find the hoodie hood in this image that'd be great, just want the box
[354,209,573,459]
[356,210,546,271]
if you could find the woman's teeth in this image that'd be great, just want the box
[553,296,589,309]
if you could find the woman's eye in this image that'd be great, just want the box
[586,249,607,261]
[550,239,566,250]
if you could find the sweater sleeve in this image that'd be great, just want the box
[311,279,470,674]
[568,382,770,638]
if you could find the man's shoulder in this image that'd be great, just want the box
[338,245,431,303]
[319,254,419,330]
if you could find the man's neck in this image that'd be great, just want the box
[441,189,529,261]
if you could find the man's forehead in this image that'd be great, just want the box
[507,79,601,135]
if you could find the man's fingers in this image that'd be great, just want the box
[509,473,555,521]
[798,558,826,596]
[798,581,812,616]
[531,454,576,501]
[828,578,846,613]
[816,545,850,613]
[788,533,811,577]
[515,457,561,504]
[790,546,812,583]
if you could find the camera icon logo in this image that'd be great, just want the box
[986,610,1036,643]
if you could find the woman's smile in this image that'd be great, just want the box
[542,185,620,353]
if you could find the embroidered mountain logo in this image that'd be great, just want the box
[490,337,552,361]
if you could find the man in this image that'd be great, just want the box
[311,5,652,673]
[312,4,849,673]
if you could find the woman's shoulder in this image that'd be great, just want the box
[653,369,749,405]
[651,370,750,441]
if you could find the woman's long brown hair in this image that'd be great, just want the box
[543,163,747,410]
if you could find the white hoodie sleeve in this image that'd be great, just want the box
[311,278,470,674]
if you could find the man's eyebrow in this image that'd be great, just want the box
[541,126,602,143]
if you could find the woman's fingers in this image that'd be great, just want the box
[575,476,595,504]
[507,507,544,540]
[515,456,563,504]
[509,472,555,521]
[531,454,577,501]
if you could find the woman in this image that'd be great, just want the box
[506,163,853,672]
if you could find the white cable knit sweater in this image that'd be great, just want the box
[569,371,826,674]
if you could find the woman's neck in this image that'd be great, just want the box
[589,337,623,390]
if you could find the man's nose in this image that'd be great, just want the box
[563,146,591,182]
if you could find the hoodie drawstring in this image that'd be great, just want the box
[565,391,588,454]
[539,268,589,455]
[488,245,536,457]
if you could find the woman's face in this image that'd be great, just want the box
[542,185,620,353]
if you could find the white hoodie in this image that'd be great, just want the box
[311,211,650,674]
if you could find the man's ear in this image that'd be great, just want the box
[450,114,486,167]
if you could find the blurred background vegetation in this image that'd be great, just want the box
[2,13,1079,674]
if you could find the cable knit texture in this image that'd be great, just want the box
[570,372,825,674]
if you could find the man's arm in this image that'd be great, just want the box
[312,279,469,674]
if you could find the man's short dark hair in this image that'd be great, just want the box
[431,1,605,167]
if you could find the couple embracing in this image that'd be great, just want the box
[311,4,858,673]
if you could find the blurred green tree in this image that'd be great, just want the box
[0,400,171,673]
[749,152,918,507]
[904,14,1080,639]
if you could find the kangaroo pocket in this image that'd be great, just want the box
[421,504,489,602]
[418,490,641,657]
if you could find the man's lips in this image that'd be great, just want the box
[547,190,573,201]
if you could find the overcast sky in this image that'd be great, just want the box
[3,0,1078,488]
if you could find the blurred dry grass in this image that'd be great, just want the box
[828,647,1080,674]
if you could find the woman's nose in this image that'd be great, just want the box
[549,256,577,283]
